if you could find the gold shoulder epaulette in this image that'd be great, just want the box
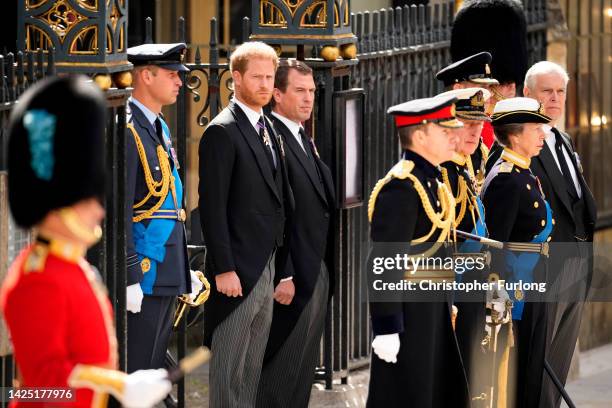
[499,161,514,173]
[367,160,415,222]
[23,244,48,274]
[390,159,415,180]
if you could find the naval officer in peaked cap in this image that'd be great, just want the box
[481,97,554,407]
[124,42,204,378]
[436,52,499,174]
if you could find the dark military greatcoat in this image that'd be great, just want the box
[367,150,470,408]
[481,147,554,408]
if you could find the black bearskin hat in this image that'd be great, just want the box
[8,75,106,228]
[451,0,528,88]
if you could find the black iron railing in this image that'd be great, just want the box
[0,0,551,405]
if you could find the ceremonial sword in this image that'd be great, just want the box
[454,229,576,407]
[453,229,549,256]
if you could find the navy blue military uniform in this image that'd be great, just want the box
[481,99,554,407]
[125,43,191,372]
[366,96,470,407]
[437,87,491,404]
[482,147,554,408]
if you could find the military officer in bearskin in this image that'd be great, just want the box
[452,0,529,158]
[436,52,499,188]
[366,95,470,407]
[1,76,171,407]
[481,97,554,407]
[437,87,492,404]
[124,43,202,373]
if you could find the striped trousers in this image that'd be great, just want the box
[256,263,329,408]
[209,254,275,408]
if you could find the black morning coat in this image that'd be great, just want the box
[366,149,470,408]
[198,101,294,348]
[263,114,336,363]
[530,128,596,243]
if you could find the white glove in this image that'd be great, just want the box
[372,333,401,363]
[126,283,144,314]
[189,270,205,302]
[121,368,172,408]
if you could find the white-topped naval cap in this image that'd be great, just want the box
[491,97,551,125]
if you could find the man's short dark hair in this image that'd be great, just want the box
[493,123,525,146]
[274,59,313,92]
[398,124,425,148]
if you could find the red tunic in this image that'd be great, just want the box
[481,121,495,149]
[0,240,118,407]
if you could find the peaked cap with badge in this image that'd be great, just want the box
[387,95,463,129]
[127,42,189,72]
[436,87,491,122]
[436,52,499,88]
[451,0,528,88]
[491,97,551,125]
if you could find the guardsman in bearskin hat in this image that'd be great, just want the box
[451,0,529,166]
[0,75,171,407]
[366,95,470,407]
[436,52,497,182]
[437,87,493,404]
[125,43,204,376]
[481,97,554,407]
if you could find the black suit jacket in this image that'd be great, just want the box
[263,115,335,362]
[531,128,597,242]
[198,101,294,347]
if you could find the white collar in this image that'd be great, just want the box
[233,97,264,130]
[271,111,301,138]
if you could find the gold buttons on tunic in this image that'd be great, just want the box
[141,257,151,273]
[541,220,546,227]
[534,201,539,208]
[552,218,556,225]
[515,168,520,173]
[547,237,552,242]
[526,184,532,190]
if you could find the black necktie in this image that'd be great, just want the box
[256,116,276,170]
[299,127,312,158]
[554,130,579,202]
[300,127,323,183]
[154,118,174,170]
[154,118,166,148]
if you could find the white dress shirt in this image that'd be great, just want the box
[233,97,277,166]
[271,111,306,154]
[130,96,158,126]
[543,125,582,198]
